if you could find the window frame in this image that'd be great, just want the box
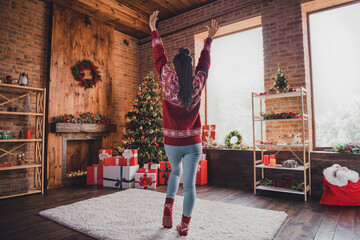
[306,1,360,150]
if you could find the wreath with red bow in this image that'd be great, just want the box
[71,60,102,89]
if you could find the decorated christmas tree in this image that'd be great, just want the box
[273,63,289,92]
[119,72,167,165]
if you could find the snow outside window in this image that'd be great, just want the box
[206,27,264,145]
[309,3,360,147]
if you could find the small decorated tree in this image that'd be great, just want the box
[119,72,167,165]
[273,64,289,92]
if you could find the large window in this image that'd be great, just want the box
[206,27,264,144]
[309,3,360,147]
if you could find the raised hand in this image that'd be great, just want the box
[205,19,219,39]
[149,10,159,32]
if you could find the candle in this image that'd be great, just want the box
[94,111,96,121]
[25,129,31,139]
[270,158,276,167]
[76,112,78,119]
[264,155,269,166]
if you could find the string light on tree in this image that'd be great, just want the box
[118,72,167,165]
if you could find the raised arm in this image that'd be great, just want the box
[149,11,168,76]
[195,19,219,84]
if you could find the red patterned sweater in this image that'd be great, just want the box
[151,30,212,146]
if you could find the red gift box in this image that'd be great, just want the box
[202,125,216,143]
[0,163,12,167]
[122,149,138,166]
[99,149,112,161]
[196,160,208,185]
[104,157,123,166]
[159,161,171,185]
[87,165,103,185]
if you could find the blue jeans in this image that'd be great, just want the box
[164,143,202,217]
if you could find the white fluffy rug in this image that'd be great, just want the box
[39,189,287,240]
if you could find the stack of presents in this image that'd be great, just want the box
[87,149,208,190]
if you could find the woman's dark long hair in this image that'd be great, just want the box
[173,48,193,109]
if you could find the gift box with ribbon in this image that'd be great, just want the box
[159,161,171,185]
[135,171,157,190]
[139,162,160,185]
[196,159,208,185]
[99,149,112,161]
[144,162,160,170]
[104,157,123,166]
[202,125,216,144]
[87,164,103,185]
[138,167,159,185]
[103,165,139,189]
[139,167,157,174]
[122,149,138,166]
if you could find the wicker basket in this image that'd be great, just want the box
[281,137,295,145]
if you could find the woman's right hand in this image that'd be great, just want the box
[206,19,219,39]
[149,10,159,32]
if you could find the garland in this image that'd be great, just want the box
[326,142,360,154]
[71,60,102,89]
[260,177,304,191]
[224,130,243,146]
[260,111,302,120]
[52,112,112,125]
[204,139,251,150]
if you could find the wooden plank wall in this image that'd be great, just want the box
[47,4,114,188]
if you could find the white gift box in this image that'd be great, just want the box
[135,172,157,190]
[144,162,160,170]
[103,165,139,189]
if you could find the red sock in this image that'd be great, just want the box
[162,198,174,228]
[177,214,191,236]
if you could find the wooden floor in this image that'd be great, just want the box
[0,185,359,240]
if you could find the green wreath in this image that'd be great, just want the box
[71,60,102,89]
[224,130,243,146]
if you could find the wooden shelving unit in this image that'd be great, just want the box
[0,187,41,200]
[0,83,46,199]
[251,87,311,201]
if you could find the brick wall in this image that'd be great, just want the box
[0,0,50,88]
[139,0,313,147]
[112,31,141,148]
[0,0,51,195]
[0,0,141,191]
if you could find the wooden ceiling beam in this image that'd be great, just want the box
[48,0,217,39]
[52,0,150,37]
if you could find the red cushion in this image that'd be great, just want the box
[320,176,360,206]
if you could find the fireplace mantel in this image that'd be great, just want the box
[50,122,116,133]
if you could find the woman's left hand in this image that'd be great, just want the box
[149,10,159,32]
